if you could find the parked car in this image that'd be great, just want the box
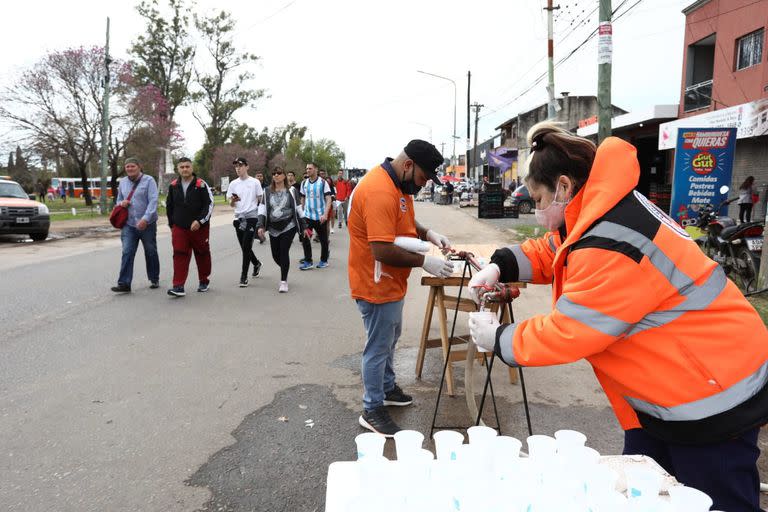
[509,185,534,214]
[0,179,50,241]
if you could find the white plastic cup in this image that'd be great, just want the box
[433,430,464,461]
[355,432,386,460]
[467,425,498,445]
[526,434,557,461]
[668,485,713,511]
[468,312,496,352]
[357,455,389,494]
[625,466,663,500]
[555,429,587,455]
[583,464,619,496]
[493,436,522,478]
[394,429,424,461]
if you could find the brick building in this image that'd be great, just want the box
[659,0,768,218]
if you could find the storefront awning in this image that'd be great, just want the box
[658,98,768,150]
[577,104,679,137]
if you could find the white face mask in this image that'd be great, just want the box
[534,181,569,231]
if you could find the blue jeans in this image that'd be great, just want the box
[118,223,160,286]
[623,427,761,511]
[356,299,404,411]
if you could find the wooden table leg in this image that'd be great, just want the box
[416,286,437,379]
[435,286,455,396]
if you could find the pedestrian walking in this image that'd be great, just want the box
[166,157,214,297]
[349,139,454,436]
[738,176,756,223]
[59,183,67,203]
[468,122,768,512]
[36,182,46,203]
[287,171,300,193]
[319,169,336,234]
[335,170,352,228]
[226,157,264,287]
[111,157,160,293]
[257,166,305,293]
[299,162,332,270]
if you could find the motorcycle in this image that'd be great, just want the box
[691,186,764,293]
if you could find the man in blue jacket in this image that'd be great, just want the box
[111,157,160,293]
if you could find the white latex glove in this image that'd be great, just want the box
[422,255,454,278]
[426,229,452,253]
[469,314,501,352]
[468,263,501,304]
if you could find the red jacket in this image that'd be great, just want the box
[490,137,768,443]
[335,179,352,201]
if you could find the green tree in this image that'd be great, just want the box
[192,10,265,179]
[129,0,195,124]
[285,137,345,175]
[11,146,34,191]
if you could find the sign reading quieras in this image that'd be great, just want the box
[670,127,736,226]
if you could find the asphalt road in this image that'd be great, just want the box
[2,202,766,511]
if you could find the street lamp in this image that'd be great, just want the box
[416,70,457,168]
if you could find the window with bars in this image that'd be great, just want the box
[736,29,764,70]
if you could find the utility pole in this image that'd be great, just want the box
[99,17,111,214]
[597,0,613,142]
[471,103,484,181]
[467,71,472,166]
[440,142,446,158]
[545,1,560,120]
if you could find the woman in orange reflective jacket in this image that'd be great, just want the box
[468,122,768,512]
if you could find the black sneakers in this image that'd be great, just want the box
[383,384,413,407]
[359,406,401,437]
[167,286,185,297]
[239,278,249,288]
[197,282,209,293]
[252,260,262,277]
[111,284,131,293]
[149,281,160,289]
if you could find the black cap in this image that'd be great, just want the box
[233,157,248,166]
[403,139,443,185]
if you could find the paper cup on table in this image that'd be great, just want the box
[468,311,496,352]
[433,430,464,461]
[624,466,663,500]
[668,485,713,511]
[355,432,386,460]
[394,429,424,461]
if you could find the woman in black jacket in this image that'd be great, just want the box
[258,167,305,293]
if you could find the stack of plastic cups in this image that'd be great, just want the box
[353,433,390,509]
[624,466,664,511]
[393,430,432,507]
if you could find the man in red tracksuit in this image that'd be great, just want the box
[166,157,214,297]
[335,169,352,228]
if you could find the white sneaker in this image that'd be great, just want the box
[278,281,288,293]
[331,228,335,234]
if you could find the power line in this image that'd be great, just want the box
[480,0,646,120]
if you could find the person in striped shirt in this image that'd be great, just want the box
[299,162,332,270]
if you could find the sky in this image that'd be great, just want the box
[0,0,693,170]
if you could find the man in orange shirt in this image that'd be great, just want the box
[348,140,455,436]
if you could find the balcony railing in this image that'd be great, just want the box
[684,79,713,112]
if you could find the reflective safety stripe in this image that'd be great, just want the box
[585,222,695,294]
[626,265,728,337]
[495,323,519,366]
[583,221,728,337]
[625,359,768,421]
[509,245,533,282]
[548,235,557,253]
[556,295,633,337]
